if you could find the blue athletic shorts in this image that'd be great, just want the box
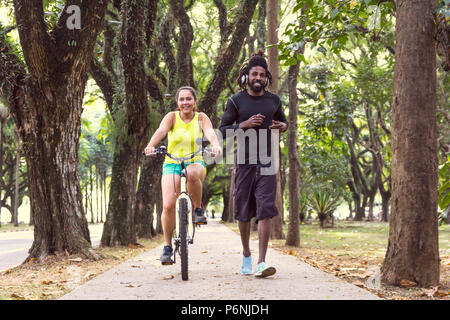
[162,161,206,176]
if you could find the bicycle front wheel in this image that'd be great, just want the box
[178,198,189,281]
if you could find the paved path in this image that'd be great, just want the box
[0,224,103,272]
[60,220,380,300]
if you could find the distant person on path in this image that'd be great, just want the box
[219,51,288,278]
[144,86,221,265]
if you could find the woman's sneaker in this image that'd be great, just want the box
[254,262,276,278]
[194,207,207,225]
[160,245,174,265]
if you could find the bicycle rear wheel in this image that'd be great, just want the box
[178,198,189,281]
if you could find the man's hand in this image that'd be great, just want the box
[210,145,222,157]
[269,120,287,132]
[239,113,265,129]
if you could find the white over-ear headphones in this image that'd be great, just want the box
[241,74,269,86]
[241,74,248,86]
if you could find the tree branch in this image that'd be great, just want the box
[13,0,52,81]
[89,59,115,113]
[197,0,259,122]
[0,25,29,130]
[168,0,194,87]
[213,0,229,50]
[51,0,108,74]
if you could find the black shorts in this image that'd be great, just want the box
[233,166,278,223]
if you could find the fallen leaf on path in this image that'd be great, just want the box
[10,293,25,300]
[69,257,82,262]
[162,275,174,280]
[41,280,54,285]
[352,280,365,288]
[131,265,141,268]
[84,273,96,279]
[400,279,417,287]
[434,291,449,297]
[201,251,208,253]
[423,286,449,297]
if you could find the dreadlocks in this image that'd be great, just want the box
[237,50,273,91]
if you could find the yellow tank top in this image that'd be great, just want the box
[165,112,203,164]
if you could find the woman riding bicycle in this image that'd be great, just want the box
[144,86,221,265]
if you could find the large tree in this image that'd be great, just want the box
[381,0,440,287]
[0,0,108,260]
[100,0,155,247]
[285,56,301,247]
[267,0,284,239]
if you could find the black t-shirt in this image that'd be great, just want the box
[219,90,288,167]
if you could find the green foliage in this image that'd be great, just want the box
[279,0,395,62]
[308,188,341,226]
[438,156,450,225]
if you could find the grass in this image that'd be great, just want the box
[0,223,33,233]
[225,219,450,300]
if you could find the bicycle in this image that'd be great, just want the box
[144,145,211,281]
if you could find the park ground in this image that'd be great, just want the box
[0,220,448,300]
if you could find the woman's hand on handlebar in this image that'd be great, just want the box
[144,145,156,156]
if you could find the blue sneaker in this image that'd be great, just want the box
[241,255,253,275]
[254,262,276,278]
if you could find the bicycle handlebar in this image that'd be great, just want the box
[142,146,213,161]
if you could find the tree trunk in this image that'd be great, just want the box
[135,156,164,238]
[0,0,108,261]
[347,199,353,220]
[285,57,301,247]
[90,165,94,224]
[256,0,266,51]
[227,165,236,223]
[101,140,138,246]
[221,182,230,222]
[367,194,374,222]
[267,0,284,240]
[381,192,390,222]
[0,117,4,228]
[13,128,20,227]
[168,0,195,88]
[381,0,440,287]
[198,0,259,125]
[96,167,99,223]
[101,0,151,246]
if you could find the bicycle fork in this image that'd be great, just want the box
[173,171,194,263]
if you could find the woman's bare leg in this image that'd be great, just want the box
[161,174,180,246]
[186,163,206,208]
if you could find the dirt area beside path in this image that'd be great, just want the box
[0,236,164,300]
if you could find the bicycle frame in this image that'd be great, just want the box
[144,146,212,280]
[173,161,195,256]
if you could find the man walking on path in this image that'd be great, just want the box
[219,51,288,278]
